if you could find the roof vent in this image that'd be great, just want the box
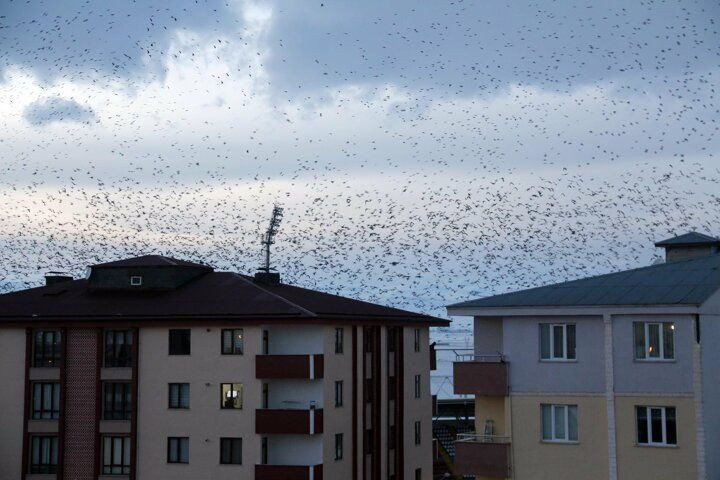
[254,271,281,286]
[45,272,73,286]
[655,232,720,263]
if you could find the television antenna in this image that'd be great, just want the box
[258,206,284,273]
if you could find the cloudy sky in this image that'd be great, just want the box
[0,0,719,318]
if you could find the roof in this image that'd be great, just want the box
[448,253,720,309]
[90,255,212,269]
[655,232,720,247]
[0,270,448,326]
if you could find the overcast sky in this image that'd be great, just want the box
[0,0,719,316]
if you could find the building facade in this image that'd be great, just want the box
[0,255,447,480]
[447,232,720,480]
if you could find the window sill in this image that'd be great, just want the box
[539,359,577,363]
[633,359,676,363]
[635,443,678,448]
[540,440,579,445]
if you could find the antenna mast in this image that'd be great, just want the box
[258,206,284,273]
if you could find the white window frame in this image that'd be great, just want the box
[636,322,675,361]
[540,323,575,361]
[130,276,142,286]
[636,406,677,446]
[541,404,578,443]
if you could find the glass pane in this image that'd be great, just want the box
[651,408,663,443]
[221,439,231,463]
[636,407,648,443]
[169,384,178,407]
[113,437,123,465]
[222,330,232,354]
[231,439,241,464]
[180,438,189,462]
[50,437,58,464]
[123,437,130,466]
[103,437,112,466]
[666,408,677,445]
[553,326,564,358]
[234,329,243,354]
[222,384,233,408]
[568,406,578,441]
[648,324,660,358]
[540,324,550,359]
[181,384,189,408]
[663,324,675,359]
[541,405,552,440]
[168,438,178,462]
[32,437,40,465]
[53,385,60,418]
[553,405,566,440]
[634,323,645,359]
[566,325,576,359]
[33,384,41,418]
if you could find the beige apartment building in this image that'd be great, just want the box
[0,255,448,480]
[447,232,720,480]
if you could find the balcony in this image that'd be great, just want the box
[255,464,323,480]
[256,409,323,434]
[454,434,511,478]
[453,354,508,396]
[256,354,324,379]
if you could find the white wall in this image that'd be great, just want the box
[263,325,324,354]
[267,435,322,464]
[266,379,323,409]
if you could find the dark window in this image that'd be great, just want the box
[167,437,189,464]
[387,376,397,401]
[169,329,191,355]
[30,436,58,474]
[335,381,343,407]
[414,374,421,399]
[540,324,576,360]
[104,330,133,367]
[415,468,422,480]
[32,382,60,420]
[33,331,61,367]
[130,276,142,286]
[168,383,190,409]
[364,378,373,403]
[335,433,343,460]
[262,330,269,355]
[102,436,130,475]
[335,328,344,354]
[221,329,244,355]
[261,437,268,465]
[387,328,396,352]
[363,429,372,454]
[414,329,420,352]
[103,382,132,420]
[636,406,677,446]
[220,438,242,464]
[364,329,374,353]
[414,421,421,445]
[261,383,268,409]
[221,383,242,409]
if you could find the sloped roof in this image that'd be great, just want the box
[655,232,720,247]
[91,255,212,269]
[448,254,720,309]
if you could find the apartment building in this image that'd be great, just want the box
[446,232,720,480]
[0,255,448,480]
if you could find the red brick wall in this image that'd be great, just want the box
[63,329,98,480]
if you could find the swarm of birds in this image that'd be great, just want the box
[0,0,718,319]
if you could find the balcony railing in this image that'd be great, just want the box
[256,354,324,379]
[453,352,508,396]
[255,464,323,480]
[454,433,511,478]
[255,408,323,435]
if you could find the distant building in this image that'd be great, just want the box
[446,232,720,480]
[0,255,448,480]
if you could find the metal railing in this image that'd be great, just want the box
[456,433,511,444]
[455,352,505,363]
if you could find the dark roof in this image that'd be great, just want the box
[91,255,212,269]
[655,232,720,248]
[448,253,720,309]
[0,271,447,325]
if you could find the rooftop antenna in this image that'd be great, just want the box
[258,205,284,274]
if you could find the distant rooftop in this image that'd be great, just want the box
[655,232,720,247]
[91,255,212,269]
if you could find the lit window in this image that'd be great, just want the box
[221,329,244,355]
[636,406,676,446]
[221,383,242,409]
[130,276,142,286]
[634,322,674,360]
[541,404,578,442]
[540,324,576,360]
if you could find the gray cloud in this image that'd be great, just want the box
[23,97,97,126]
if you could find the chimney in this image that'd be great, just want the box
[254,271,281,286]
[45,272,73,286]
[655,232,720,263]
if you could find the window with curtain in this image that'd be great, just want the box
[33,330,61,367]
[104,330,133,367]
[103,382,132,420]
[221,383,242,409]
[32,382,60,420]
[335,433,343,460]
[168,383,190,409]
[335,327,344,354]
[540,324,576,360]
[541,404,578,442]
[30,436,58,474]
[634,322,675,360]
[102,436,131,475]
[636,406,677,445]
[220,438,242,464]
[221,329,244,355]
[167,437,189,463]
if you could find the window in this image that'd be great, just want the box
[104,330,133,367]
[220,438,242,464]
[261,437,268,464]
[30,436,58,474]
[167,437,189,464]
[414,374,421,398]
[335,328,344,354]
[634,322,674,360]
[169,329,191,355]
[335,433,343,460]
[414,421,421,445]
[168,383,190,409]
[363,429,372,454]
[261,383,268,409]
[335,381,344,407]
[130,275,142,286]
[541,404,578,442]
[221,383,242,409]
[387,328,397,352]
[32,382,60,420]
[102,436,131,475]
[540,324,576,360]
[415,468,422,480]
[414,328,420,352]
[221,329,244,355]
[103,382,131,420]
[636,406,677,446]
[33,330,61,367]
[262,330,269,354]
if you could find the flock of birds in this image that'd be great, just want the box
[0,1,718,319]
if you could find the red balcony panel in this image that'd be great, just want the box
[256,355,324,379]
[454,440,511,478]
[255,464,323,480]
[255,409,323,434]
[453,361,508,395]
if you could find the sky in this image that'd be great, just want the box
[0,0,719,323]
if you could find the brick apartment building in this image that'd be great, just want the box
[0,255,448,480]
